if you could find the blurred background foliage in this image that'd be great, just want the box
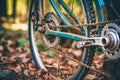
[0,0,120,31]
[0,0,30,31]
[0,0,83,31]
[0,0,83,51]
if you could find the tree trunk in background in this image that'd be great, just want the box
[0,0,7,17]
[12,0,17,18]
[12,0,16,18]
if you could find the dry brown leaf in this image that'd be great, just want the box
[17,53,27,58]
[62,48,69,53]
[68,60,79,67]
[0,53,2,57]
[68,48,73,53]
[28,63,35,68]
[93,59,103,64]
[94,54,99,60]
[84,74,96,80]
[53,63,59,68]
[8,65,21,73]
[24,69,30,76]
[62,70,73,75]
[7,47,14,53]
[45,58,54,65]
[16,47,22,53]
[9,55,16,62]
[56,77,65,80]
[7,40,13,45]
[94,54,104,60]
[21,57,30,63]
[95,63,103,70]
[0,45,3,51]
[59,66,69,70]
[98,54,104,59]
[72,49,82,57]
[36,70,43,76]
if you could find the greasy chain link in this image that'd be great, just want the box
[51,18,120,29]
[49,47,113,79]
[45,19,120,79]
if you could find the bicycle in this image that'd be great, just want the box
[28,0,120,79]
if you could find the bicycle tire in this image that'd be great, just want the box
[28,0,96,79]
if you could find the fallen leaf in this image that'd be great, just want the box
[53,63,59,68]
[84,74,96,80]
[0,45,3,51]
[62,48,68,53]
[21,57,30,63]
[72,49,82,57]
[56,77,65,80]
[16,47,22,53]
[0,53,2,57]
[17,53,27,58]
[95,63,103,70]
[8,65,21,73]
[62,70,73,75]
[45,58,54,65]
[98,54,104,59]
[93,59,103,64]
[68,60,79,67]
[23,69,30,76]
[68,48,72,53]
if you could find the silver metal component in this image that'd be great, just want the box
[76,41,91,48]
[42,13,60,48]
[101,23,120,60]
[76,37,109,48]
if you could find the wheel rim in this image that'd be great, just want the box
[28,0,96,79]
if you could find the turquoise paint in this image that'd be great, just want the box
[48,0,87,41]
[94,0,106,36]
[98,0,105,8]
[47,31,82,41]
[49,0,71,25]
[50,0,86,36]
[58,0,79,24]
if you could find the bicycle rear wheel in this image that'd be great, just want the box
[28,0,96,79]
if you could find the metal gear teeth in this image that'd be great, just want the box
[101,23,120,60]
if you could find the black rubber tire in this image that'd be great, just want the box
[28,0,96,79]
[70,0,96,79]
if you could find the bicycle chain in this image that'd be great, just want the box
[49,46,113,79]
[46,19,120,79]
[51,18,120,29]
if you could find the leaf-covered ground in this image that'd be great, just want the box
[0,25,120,80]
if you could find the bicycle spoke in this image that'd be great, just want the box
[29,0,120,79]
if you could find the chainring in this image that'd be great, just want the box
[42,13,61,48]
[101,23,120,60]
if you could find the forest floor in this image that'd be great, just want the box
[0,21,119,80]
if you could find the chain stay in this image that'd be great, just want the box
[41,19,120,79]
[45,19,120,79]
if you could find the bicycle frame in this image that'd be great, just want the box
[31,0,88,41]
[32,0,106,42]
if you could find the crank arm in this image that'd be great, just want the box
[44,24,109,48]
[77,37,109,48]
[44,24,89,41]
